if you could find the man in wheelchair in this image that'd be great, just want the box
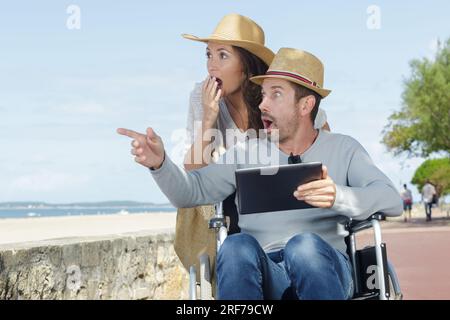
[118,48,403,300]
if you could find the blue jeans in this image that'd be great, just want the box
[216,233,354,300]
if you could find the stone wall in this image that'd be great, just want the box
[0,230,189,300]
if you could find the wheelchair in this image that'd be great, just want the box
[187,200,403,300]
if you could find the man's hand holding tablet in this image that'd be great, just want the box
[293,165,336,208]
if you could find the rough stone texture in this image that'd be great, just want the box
[0,230,189,300]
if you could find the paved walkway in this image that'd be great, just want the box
[358,206,450,300]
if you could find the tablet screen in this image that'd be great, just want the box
[235,162,323,214]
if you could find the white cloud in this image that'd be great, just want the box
[20,153,54,166]
[60,71,196,97]
[10,170,90,193]
[427,37,442,61]
[55,101,109,116]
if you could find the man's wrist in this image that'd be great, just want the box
[150,152,165,171]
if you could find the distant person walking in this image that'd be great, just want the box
[400,184,413,222]
[422,180,437,221]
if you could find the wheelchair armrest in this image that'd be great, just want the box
[347,213,386,233]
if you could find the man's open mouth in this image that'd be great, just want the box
[262,118,274,130]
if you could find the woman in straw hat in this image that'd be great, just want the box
[174,14,329,289]
[183,14,329,172]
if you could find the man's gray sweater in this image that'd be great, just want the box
[150,129,402,255]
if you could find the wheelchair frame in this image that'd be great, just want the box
[188,204,403,300]
[346,213,403,300]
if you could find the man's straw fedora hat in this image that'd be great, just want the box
[251,47,331,98]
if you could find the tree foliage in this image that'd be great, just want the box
[412,158,450,196]
[382,38,450,157]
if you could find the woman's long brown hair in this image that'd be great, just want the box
[234,46,269,134]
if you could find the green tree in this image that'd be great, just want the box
[412,158,450,197]
[382,38,450,157]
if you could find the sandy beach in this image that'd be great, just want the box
[1,204,447,246]
[0,212,177,245]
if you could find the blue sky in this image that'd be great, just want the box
[0,0,448,203]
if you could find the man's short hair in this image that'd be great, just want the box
[290,82,322,124]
